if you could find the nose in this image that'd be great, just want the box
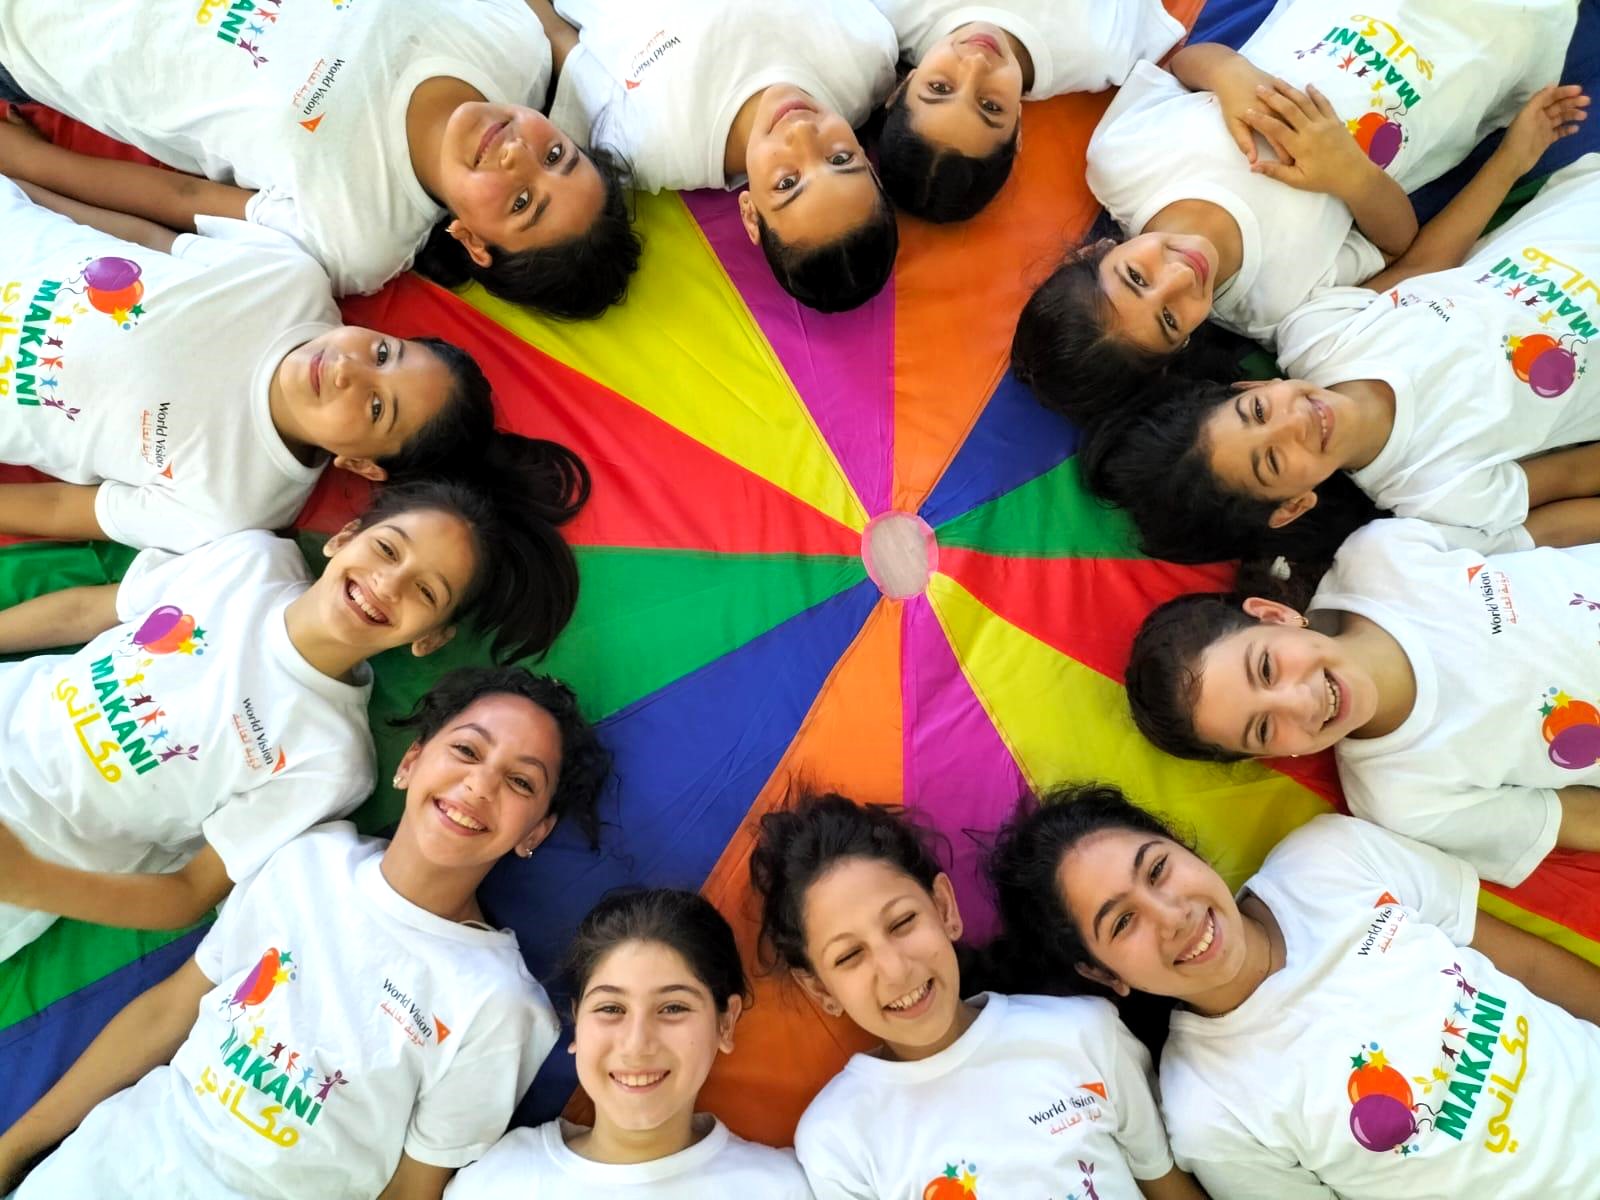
[620,1011,656,1056]
[330,350,368,395]
[782,117,823,153]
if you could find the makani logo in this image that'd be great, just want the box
[197,0,282,68]
[378,978,451,1047]
[1465,562,1517,635]
[921,1160,978,1198]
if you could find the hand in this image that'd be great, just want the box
[1242,82,1369,197]
[1493,83,1589,178]
[1210,58,1295,163]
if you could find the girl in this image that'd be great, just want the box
[750,791,1203,1199]
[1011,0,1580,421]
[0,665,612,1199]
[1126,517,1600,886]
[1087,151,1600,561]
[870,0,1184,222]
[0,0,640,314]
[0,169,558,551]
[989,784,1600,1198]
[0,472,587,960]
[534,0,900,313]
[444,889,810,1198]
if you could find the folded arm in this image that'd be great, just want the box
[1471,907,1600,1025]
[0,482,107,541]
[0,582,120,653]
[1519,444,1600,546]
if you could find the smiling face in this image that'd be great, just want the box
[392,691,564,869]
[737,85,880,249]
[1191,601,1380,758]
[1056,828,1248,1003]
[1202,379,1360,527]
[573,940,739,1139]
[1098,232,1219,353]
[796,857,966,1059]
[314,508,479,659]
[273,327,454,464]
[903,22,1024,158]
[438,102,606,265]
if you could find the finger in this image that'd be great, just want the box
[1250,159,1295,184]
[1252,88,1302,132]
[1228,117,1258,163]
[1240,106,1295,147]
[1266,79,1315,118]
[1306,83,1341,122]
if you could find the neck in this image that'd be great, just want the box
[1337,611,1417,738]
[265,353,323,467]
[882,997,980,1063]
[377,835,488,924]
[573,1109,703,1166]
[1327,377,1397,470]
[280,591,371,683]
[1186,896,1281,1016]
[405,75,484,202]
[1144,199,1245,285]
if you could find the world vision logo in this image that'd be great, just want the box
[1467,563,1517,635]
[292,57,346,131]
[378,977,451,1047]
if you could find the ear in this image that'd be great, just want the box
[332,455,388,483]
[716,994,744,1055]
[322,518,362,558]
[1241,596,1306,627]
[929,871,965,943]
[1073,960,1130,998]
[446,219,493,270]
[793,968,842,1017]
[392,740,423,790]
[884,75,910,110]
[737,190,761,246]
[410,624,457,658]
[1266,490,1318,529]
[1088,237,1117,257]
[515,812,558,859]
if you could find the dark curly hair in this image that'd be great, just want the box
[413,146,640,320]
[393,665,612,847]
[878,85,1018,222]
[756,182,899,313]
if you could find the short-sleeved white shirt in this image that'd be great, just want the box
[1275,152,1600,546]
[17,824,559,1200]
[1164,814,1600,1199]
[1308,518,1600,885]
[0,531,373,961]
[550,0,898,193]
[0,0,551,295]
[870,0,1183,97]
[0,178,334,550]
[1086,0,1574,344]
[444,1117,812,1199]
[795,992,1173,1198]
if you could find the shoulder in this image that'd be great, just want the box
[245,820,365,892]
[204,530,313,580]
[716,1129,809,1190]
[447,1125,546,1194]
[1318,517,1447,598]
[795,1062,875,1156]
[1256,813,1375,882]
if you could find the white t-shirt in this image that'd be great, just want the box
[444,1117,811,1199]
[17,824,559,1200]
[0,0,551,295]
[1163,813,1600,1199]
[1307,517,1600,885]
[1275,152,1600,545]
[795,992,1173,1199]
[0,531,373,961]
[1086,0,1574,344]
[870,1,1183,97]
[0,178,333,551]
[550,0,898,193]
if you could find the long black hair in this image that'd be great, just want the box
[393,665,611,846]
[413,147,640,320]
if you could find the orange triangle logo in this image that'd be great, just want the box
[299,115,324,133]
[272,748,288,774]
[160,464,174,479]
[435,1017,451,1044]
[1375,891,1399,907]
[625,78,640,90]
[1466,564,1484,582]
[1078,1080,1108,1100]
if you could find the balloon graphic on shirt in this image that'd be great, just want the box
[1351,111,1405,169]
[1543,699,1600,742]
[132,605,201,656]
[922,1161,978,1199]
[1507,333,1581,398]
[230,946,295,1009]
[1348,1093,1417,1152]
[1542,689,1600,769]
[75,256,147,330]
[82,256,141,292]
[1346,1063,1413,1110]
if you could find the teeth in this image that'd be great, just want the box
[1324,673,1338,725]
[885,980,932,1011]
[1178,913,1215,963]
[614,1071,666,1087]
[437,800,485,831]
[347,580,388,624]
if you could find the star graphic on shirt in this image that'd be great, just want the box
[193,627,206,640]
[943,1165,959,1180]
[1541,703,1555,716]
[1349,1052,1368,1068]
[1399,1144,1413,1156]
[1442,1020,1465,1038]
[273,967,291,984]
[1366,1048,1390,1070]
[279,951,294,966]
[960,1168,977,1192]
[129,304,146,318]
[1554,690,1574,706]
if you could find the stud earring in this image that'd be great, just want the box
[392,773,403,788]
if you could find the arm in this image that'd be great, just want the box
[0,582,120,653]
[1364,84,1589,292]
[1138,1167,1211,1200]
[524,0,579,76]
[1518,443,1600,546]
[0,956,212,1191]
[0,828,232,930]
[1168,43,1290,162]
[1556,784,1600,855]
[377,1153,454,1200]
[1470,909,1600,1025]
[0,116,248,233]
[1242,83,1417,257]
[12,179,181,253]
[0,482,107,541]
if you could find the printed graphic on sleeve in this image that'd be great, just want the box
[1295,16,1432,169]
[922,1160,979,1198]
[1537,686,1600,769]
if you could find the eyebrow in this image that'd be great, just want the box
[917,91,1004,130]
[524,194,550,231]
[1241,644,1260,749]
[1114,270,1178,347]
[1233,396,1271,486]
[582,983,707,1001]
[381,522,455,605]
[817,895,910,955]
[450,721,550,780]
[1091,840,1162,941]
